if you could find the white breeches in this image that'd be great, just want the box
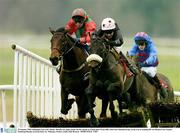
[141,67,157,77]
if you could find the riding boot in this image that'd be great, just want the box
[153,75,167,98]
[119,52,139,75]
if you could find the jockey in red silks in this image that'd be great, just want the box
[129,32,167,98]
[65,8,96,52]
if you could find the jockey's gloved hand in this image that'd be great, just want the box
[83,44,90,51]
[74,38,81,44]
[92,32,97,39]
[138,62,146,67]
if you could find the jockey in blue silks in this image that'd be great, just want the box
[129,32,167,98]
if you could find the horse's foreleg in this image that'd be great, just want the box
[117,96,123,114]
[85,85,99,126]
[107,82,123,118]
[61,88,75,115]
[109,100,118,118]
[76,95,88,118]
[100,98,108,118]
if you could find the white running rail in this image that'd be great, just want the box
[0,44,78,128]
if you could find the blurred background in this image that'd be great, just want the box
[0,0,180,36]
[0,0,180,121]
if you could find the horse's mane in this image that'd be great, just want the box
[55,27,75,43]
[56,27,65,32]
[91,37,105,47]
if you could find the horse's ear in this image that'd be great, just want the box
[126,51,130,58]
[49,27,55,35]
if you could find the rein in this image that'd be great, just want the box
[52,32,87,73]
[95,42,118,71]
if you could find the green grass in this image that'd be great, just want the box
[158,55,180,91]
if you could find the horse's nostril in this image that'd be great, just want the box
[54,57,59,60]
[49,56,58,61]
[49,57,53,61]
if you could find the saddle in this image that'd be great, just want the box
[110,49,134,78]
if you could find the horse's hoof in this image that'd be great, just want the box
[111,111,118,119]
[90,118,100,127]
[61,109,68,115]
[61,99,75,115]
[66,99,75,110]
[100,113,107,118]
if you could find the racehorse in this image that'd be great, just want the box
[127,56,174,105]
[49,27,90,118]
[85,36,134,126]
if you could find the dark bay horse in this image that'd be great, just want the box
[49,27,89,118]
[85,37,134,126]
[127,56,174,105]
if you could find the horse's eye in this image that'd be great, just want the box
[61,47,65,52]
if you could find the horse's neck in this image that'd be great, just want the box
[108,52,126,76]
[63,47,87,70]
[101,53,118,70]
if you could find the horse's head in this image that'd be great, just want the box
[87,36,109,68]
[49,27,72,66]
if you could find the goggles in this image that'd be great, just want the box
[104,30,114,35]
[135,40,147,46]
[72,16,85,24]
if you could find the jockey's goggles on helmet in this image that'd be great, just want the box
[135,40,147,46]
[72,16,85,24]
[104,30,114,35]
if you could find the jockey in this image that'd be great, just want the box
[65,8,96,52]
[94,17,124,50]
[129,32,167,98]
[94,17,138,75]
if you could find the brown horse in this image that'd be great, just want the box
[127,56,174,105]
[49,27,89,118]
[85,36,134,126]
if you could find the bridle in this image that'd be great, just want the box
[91,38,117,71]
[51,32,77,59]
[51,32,87,72]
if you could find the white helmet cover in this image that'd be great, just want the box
[101,18,116,30]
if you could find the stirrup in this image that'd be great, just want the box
[159,88,167,98]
